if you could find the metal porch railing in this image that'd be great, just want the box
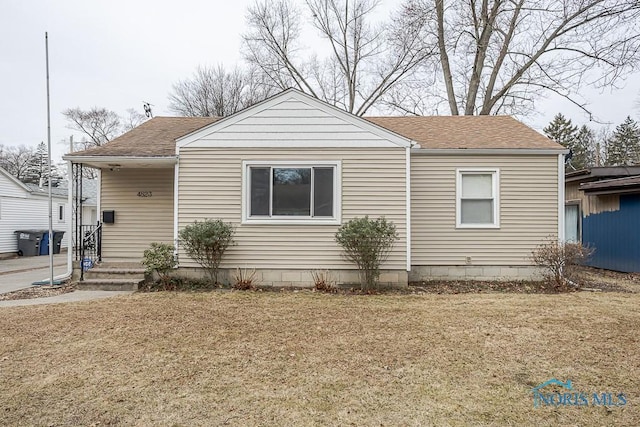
[80,223,102,280]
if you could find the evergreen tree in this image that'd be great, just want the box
[605,116,640,166]
[544,113,581,170]
[32,142,49,185]
[571,125,596,170]
[544,113,578,148]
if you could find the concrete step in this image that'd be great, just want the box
[84,267,146,280]
[76,278,142,292]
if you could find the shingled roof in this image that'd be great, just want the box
[66,113,561,158]
[66,116,220,157]
[366,115,561,149]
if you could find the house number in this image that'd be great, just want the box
[137,191,152,197]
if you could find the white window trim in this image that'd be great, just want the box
[456,168,500,229]
[242,160,342,225]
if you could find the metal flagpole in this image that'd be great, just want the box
[45,32,54,286]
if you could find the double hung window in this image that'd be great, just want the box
[456,169,500,228]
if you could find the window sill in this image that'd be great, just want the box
[242,218,341,226]
[456,224,500,229]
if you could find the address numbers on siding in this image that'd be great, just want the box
[137,191,153,197]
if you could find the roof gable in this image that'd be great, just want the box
[0,166,31,196]
[177,89,413,150]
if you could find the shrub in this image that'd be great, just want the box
[141,242,177,289]
[232,268,258,290]
[335,216,398,290]
[311,270,337,293]
[531,238,594,290]
[178,219,235,284]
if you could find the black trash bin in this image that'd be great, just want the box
[52,231,65,254]
[14,230,42,257]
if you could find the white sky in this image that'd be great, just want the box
[1,0,639,162]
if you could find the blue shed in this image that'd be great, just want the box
[565,168,640,273]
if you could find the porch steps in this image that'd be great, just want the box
[77,262,146,291]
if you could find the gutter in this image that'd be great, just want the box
[411,148,568,155]
[61,155,177,166]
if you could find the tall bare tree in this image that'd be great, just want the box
[63,107,123,151]
[168,64,273,117]
[63,106,149,152]
[394,0,640,116]
[0,144,37,182]
[242,0,435,115]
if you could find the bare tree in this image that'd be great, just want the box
[0,144,38,182]
[242,0,435,115]
[63,107,123,150]
[63,106,150,152]
[123,108,147,131]
[168,64,273,117]
[394,0,640,116]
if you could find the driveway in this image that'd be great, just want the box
[0,254,68,294]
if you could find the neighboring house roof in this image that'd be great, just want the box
[566,166,640,183]
[57,178,98,206]
[0,166,67,200]
[366,116,561,149]
[65,93,562,158]
[65,117,220,157]
[24,183,68,198]
[579,175,640,195]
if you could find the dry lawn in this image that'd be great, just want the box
[1,291,638,426]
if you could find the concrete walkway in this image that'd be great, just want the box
[0,290,133,307]
[0,254,68,294]
[0,254,134,307]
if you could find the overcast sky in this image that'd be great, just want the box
[1,0,639,162]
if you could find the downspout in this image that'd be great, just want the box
[558,153,565,242]
[405,146,411,272]
[173,148,180,262]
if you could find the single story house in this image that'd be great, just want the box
[565,166,640,272]
[64,89,566,286]
[0,166,69,256]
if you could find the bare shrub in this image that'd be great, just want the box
[232,268,258,290]
[311,270,337,293]
[531,238,594,290]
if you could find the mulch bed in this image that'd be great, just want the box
[0,283,75,301]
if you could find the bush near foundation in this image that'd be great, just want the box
[141,243,177,290]
[178,219,235,284]
[335,216,398,290]
[531,238,594,290]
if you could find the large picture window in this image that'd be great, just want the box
[244,161,340,223]
[456,169,500,228]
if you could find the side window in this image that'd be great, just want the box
[456,169,500,228]
[565,203,581,242]
[58,204,65,222]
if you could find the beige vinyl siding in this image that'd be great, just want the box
[411,155,558,266]
[101,168,173,259]
[195,99,391,145]
[178,148,406,270]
